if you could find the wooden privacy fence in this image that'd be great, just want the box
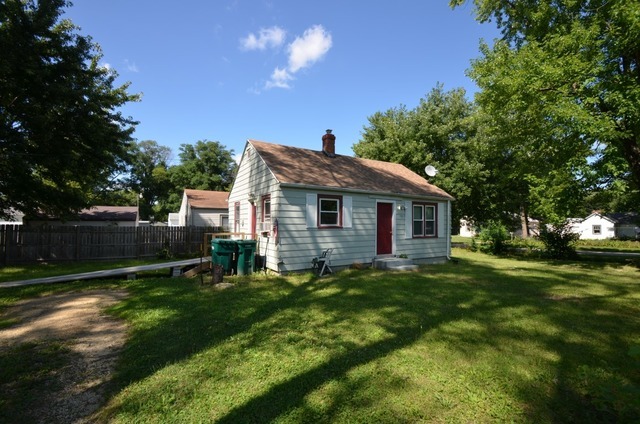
[0,225,222,265]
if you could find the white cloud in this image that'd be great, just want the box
[287,25,332,72]
[124,59,139,73]
[99,62,111,70]
[240,26,286,51]
[243,24,332,91]
[265,67,293,89]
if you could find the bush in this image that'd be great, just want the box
[478,221,510,255]
[537,222,580,259]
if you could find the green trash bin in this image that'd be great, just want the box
[211,239,237,275]
[236,240,257,275]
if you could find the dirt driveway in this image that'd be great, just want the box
[0,290,129,423]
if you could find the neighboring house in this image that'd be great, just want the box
[459,219,477,237]
[25,206,139,227]
[228,135,455,274]
[569,212,639,240]
[607,212,640,239]
[167,213,180,227]
[0,209,24,225]
[178,189,229,228]
[458,217,539,238]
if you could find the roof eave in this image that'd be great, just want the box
[279,182,455,201]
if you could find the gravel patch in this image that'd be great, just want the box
[0,290,128,423]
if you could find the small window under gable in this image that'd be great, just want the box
[592,224,601,235]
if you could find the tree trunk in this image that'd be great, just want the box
[520,205,529,238]
[621,136,640,191]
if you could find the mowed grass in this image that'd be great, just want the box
[1,249,639,423]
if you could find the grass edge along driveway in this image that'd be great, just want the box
[2,248,639,423]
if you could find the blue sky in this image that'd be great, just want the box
[64,1,500,162]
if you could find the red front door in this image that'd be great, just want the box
[376,202,393,255]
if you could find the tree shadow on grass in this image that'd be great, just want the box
[103,254,640,422]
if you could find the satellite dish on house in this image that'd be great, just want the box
[425,165,438,177]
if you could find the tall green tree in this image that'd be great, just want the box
[164,140,237,214]
[169,140,237,192]
[451,0,640,217]
[0,0,139,220]
[126,140,172,220]
[354,86,501,228]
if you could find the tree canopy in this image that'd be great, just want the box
[451,0,640,215]
[168,140,237,193]
[0,0,139,220]
[354,86,499,227]
[125,140,172,220]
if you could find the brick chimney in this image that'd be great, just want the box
[322,129,336,158]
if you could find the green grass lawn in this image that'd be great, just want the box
[1,249,639,423]
[452,235,640,253]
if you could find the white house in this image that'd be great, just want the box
[178,189,229,228]
[569,212,639,240]
[459,217,539,238]
[228,135,455,274]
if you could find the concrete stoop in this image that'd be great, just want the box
[372,256,419,271]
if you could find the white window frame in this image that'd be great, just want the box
[318,195,342,228]
[306,193,352,229]
[261,195,271,232]
[412,202,437,238]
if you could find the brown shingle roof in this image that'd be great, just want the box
[185,189,229,209]
[248,140,454,200]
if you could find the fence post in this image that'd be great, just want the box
[136,226,140,259]
[0,225,6,266]
[75,225,80,261]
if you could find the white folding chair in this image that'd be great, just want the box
[316,248,333,276]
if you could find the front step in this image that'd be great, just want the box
[373,256,419,271]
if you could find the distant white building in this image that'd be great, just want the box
[568,212,639,240]
[459,219,477,237]
[459,217,540,238]
[0,209,24,225]
[168,213,180,227]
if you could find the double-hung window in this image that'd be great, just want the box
[318,195,342,228]
[261,195,271,232]
[233,202,240,233]
[412,203,437,237]
[592,225,601,235]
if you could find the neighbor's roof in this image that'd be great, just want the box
[184,189,229,209]
[248,140,454,200]
[605,212,639,225]
[77,206,138,221]
[30,206,138,221]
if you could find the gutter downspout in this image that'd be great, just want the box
[447,199,451,260]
